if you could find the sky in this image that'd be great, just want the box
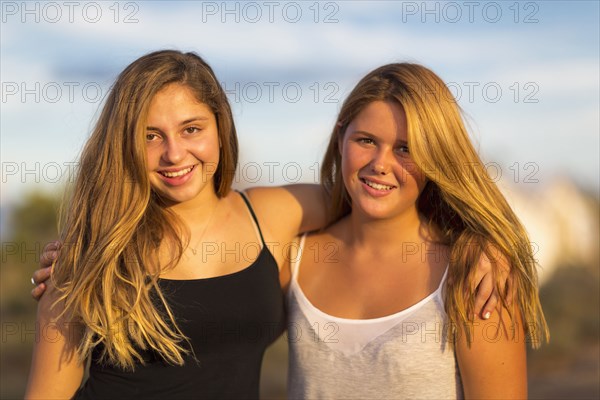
[1,0,599,210]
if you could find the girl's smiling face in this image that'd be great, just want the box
[340,100,427,221]
[145,83,220,206]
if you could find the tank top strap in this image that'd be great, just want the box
[439,265,449,286]
[435,264,450,299]
[238,191,267,246]
[290,234,307,280]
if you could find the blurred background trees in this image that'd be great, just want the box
[1,192,61,398]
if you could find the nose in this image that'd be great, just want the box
[161,136,186,164]
[371,148,392,175]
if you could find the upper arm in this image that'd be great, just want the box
[245,184,328,241]
[25,283,85,399]
[455,305,527,399]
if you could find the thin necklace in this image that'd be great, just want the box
[187,200,219,256]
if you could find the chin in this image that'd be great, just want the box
[353,197,414,221]
[352,202,392,220]
[153,186,200,204]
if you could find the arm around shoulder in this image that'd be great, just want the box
[455,304,527,399]
[245,184,328,239]
[25,281,85,399]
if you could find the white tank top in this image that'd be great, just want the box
[287,235,464,399]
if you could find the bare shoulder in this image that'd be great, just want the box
[37,278,62,320]
[36,279,83,337]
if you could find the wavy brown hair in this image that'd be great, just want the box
[52,50,238,369]
[321,63,548,347]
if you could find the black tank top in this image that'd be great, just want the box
[74,193,285,399]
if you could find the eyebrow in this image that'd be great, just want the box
[351,130,375,137]
[351,130,408,145]
[146,116,210,131]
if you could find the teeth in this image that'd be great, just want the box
[363,179,394,191]
[160,166,193,178]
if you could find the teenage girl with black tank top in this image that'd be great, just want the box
[25,50,329,399]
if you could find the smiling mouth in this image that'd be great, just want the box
[360,177,396,191]
[158,165,195,178]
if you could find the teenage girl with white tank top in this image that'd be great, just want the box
[282,63,548,399]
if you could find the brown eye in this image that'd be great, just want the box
[184,127,201,134]
[357,138,375,145]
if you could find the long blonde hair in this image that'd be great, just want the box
[321,63,548,347]
[52,50,238,369]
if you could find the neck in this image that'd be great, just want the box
[163,188,220,222]
[347,207,433,251]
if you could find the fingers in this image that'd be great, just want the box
[41,241,61,269]
[31,267,52,301]
[505,273,515,306]
[32,266,52,286]
[473,271,494,320]
[31,266,52,301]
[31,241,60,302]
[472,248,512,319]
[31,282,47,301]
[481,289,499,320]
